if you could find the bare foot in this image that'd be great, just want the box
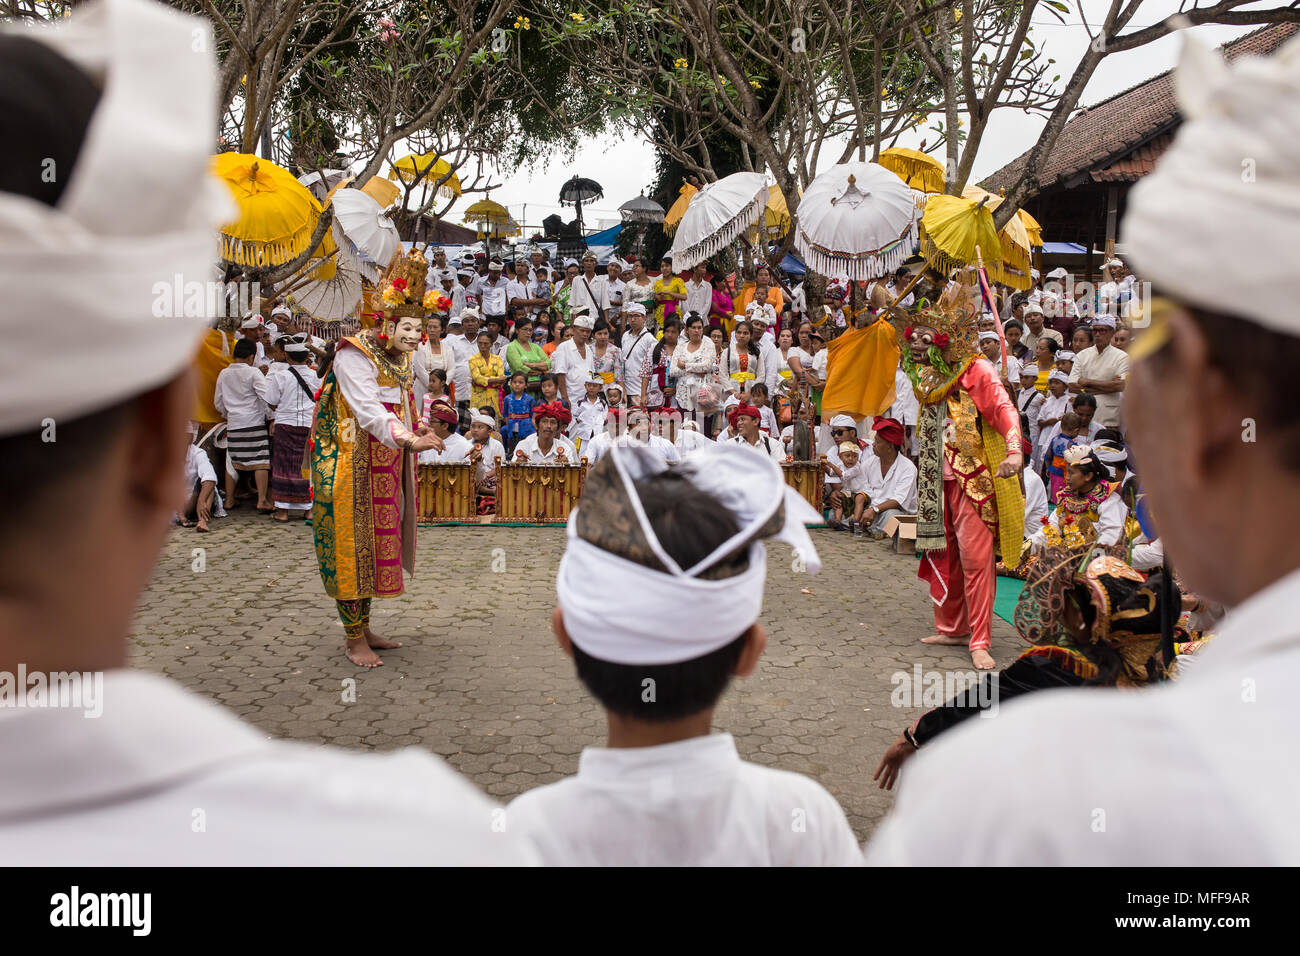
[971,648,996,670]
[272,509,289,522]
[365,628,403,650]
[195,519,210,533]
[345,638,383,668]
[921,633,970,646]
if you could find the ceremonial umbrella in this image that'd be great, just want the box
[619,192,666,259]
[281,221,363,321]
[559,176,604,233]
[666,171,768,271]
[794,161,918,280]
[961,186,1033,290]
[662,182,697,237]
[618,192,666,224]
[328,175,401,209]
[919,193,1003,280]
[328,187,401,268]
[878,147,946,193]
[214,152,324,269]
[462,197,514,229]
[388,152,463,197]
[756,184,793,240]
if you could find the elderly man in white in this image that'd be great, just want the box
[0,0,533,866]
[1068,314,1129,428]
[866,31,1300,866]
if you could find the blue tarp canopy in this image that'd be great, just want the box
[776,252,806,276]
[1041,241,1087,255]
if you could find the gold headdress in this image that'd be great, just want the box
[361,246,429,329]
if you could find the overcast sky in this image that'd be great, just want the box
[474,1,1276,233]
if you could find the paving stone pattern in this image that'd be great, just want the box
[131,511,1020,840]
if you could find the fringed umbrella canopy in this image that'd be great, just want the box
[962,186,1033,290]
[214,153,323,268]
[329,187,401,268]
[328,175,401,209]
[388,153,463,197]
[794,162,918,280]
[283,221,363,321]
[619,192,666,224]
[297,168,347,202]
[878,147,946,193]
[463,197,513,226]
[920,193,1004,280]
[666,172,768,270]
[559,176,604,204]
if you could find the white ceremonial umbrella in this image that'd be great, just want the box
[666,171,768,270]
[328,187,401,267]
[794,162,918,280]
[285,222,363,321]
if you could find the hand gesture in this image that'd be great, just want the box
[996,451,1023,479]
[873,734,917,791]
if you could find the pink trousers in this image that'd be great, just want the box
[923,479,995,652]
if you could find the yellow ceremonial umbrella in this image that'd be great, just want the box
[919,193,1003,280]
[879,147,947,194]
[213,153,324,268]
[662,182,697,237]
[962,186,1033,290]
[389,152,463,198]
[747,183,796,241]
[463,197,515,229]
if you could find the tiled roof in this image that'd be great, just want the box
[981,22,1299,195]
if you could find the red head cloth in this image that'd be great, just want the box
[728,403,762,429]
[426,401,458,426]
[872,416,905,448]
[534,401,572,426]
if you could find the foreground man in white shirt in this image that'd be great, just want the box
[509,444,860,864]
[0,0,533,866]
[866,32,1300,865]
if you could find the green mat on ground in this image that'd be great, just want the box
[995,575,1025,626]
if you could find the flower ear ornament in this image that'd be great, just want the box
[1064,444,1094,466]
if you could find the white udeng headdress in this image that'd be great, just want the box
[1124,31,1300,336]
[555,442,822,665]
[0,0,234,437]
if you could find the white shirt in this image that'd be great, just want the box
[0,670,535,866]
[474,275,511,316]
[864,453,918,513]
[683,277,713,317]
[413,339,455,413]
[514,433,578,464]
[591,274,625,313]
[427,264,456,288]
[568,397,608,444]
[584,431,681,466]
[732,432,785,463]
[888,367,919,427]
[550,338,595,407]
[1022,469,1048,535]
[184,443,217,485]
[213,362,269,429]
[417,431,473,465]
[331,344,410,448]
[621,327,656,402]
[568,273,603,316]
[508,733,861,866]
[444,333,479,406]
[473,436,506,483]
[675,428,714,456]
[866,565,1300,865]
[264,364,320,427]
[1069,343,1130,428]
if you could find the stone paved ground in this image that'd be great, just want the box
[131,510,1021,841]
